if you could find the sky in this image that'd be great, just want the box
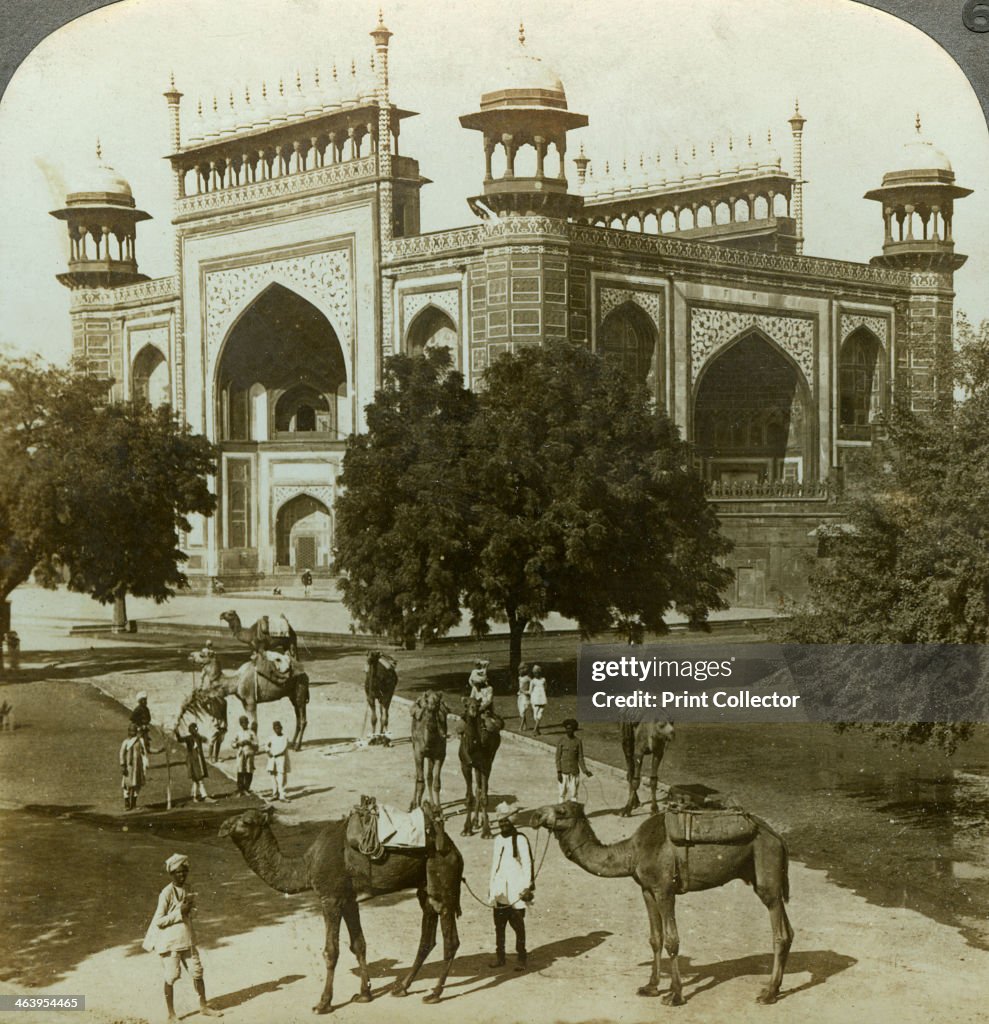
[1,0,987,364]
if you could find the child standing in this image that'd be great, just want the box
[143,853,222,1021]
[516,663,532,732]
[529,665,548,736]
[556,718,593,801]
[231,715,258,795]
[119,722,148,811]
[265,721,290,801]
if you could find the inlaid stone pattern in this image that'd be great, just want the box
[129,324,170,359]
[205,251,351,369]
[690,307,815,383]
[840,313,889,348]
[272,484,334,513]
[599,286,663,334]
[402,289,460,328]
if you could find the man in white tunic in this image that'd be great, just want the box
[488,813,534,970]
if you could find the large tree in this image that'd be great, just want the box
[333,348,476,647]
[334,341,733,672]
[0,354,217,635]
[778,315,989,752]
[463,340,732,675]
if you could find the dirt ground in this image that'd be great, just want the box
[1,631,988,1024]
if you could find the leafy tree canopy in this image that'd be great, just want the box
[334,340,733,672]
[777,315,989,752]
[0,353,217,628]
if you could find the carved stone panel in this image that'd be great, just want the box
[690,307,815,384]
[205,250,351,371]
[403,289,460,328]
[272,484,334,515]
[840,313,889,349]
[599,287,663,334]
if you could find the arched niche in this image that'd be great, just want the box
[132,344,168,407]
[693,333,812,484]
[406,306,459,367]
[839,328,885,439]
[275,493,333,570]
[599,301,662,401]
[274,384,332,433]
[215,283,347,442]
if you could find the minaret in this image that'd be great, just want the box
[50,142,151,289]
[370,9,394,240]
[574,143,590,190]
[788,100,806,255]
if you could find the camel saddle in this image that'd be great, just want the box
[346,796,446,861]
[664,809,758,846]
[253,651,299,687]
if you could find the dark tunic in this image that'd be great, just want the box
[177,732,210,782]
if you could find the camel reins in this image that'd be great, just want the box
[459,825,553,908]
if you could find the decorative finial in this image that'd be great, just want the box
[244,85,251,104]
[519,21,526,45]
[747,133,753,147]
[767,128,773,144]
[261,80,268,100]
[579,142,586,156]
[728,134,734,151]
[314,66,321,88]
[915,112,922,134]
[169,71,176,90]
[196,98,203,116]
[96,138,102,161]
[378,7,384,25]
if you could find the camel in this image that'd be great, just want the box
[458,697,503,838]
[410,692,448,810]
[364,651,398,743]
[189,656,310,751]
[220,609,299,659]
[621,719,675,816]
[219,806,464,1012]
[535,801,793,1006]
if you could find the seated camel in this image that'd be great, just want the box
[186,654,310,751]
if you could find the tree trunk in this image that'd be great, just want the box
[112,588,129,633]
[507,612,528,683]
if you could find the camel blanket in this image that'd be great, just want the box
[347,802,427,857]
[665,810,758,846]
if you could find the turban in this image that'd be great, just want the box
[165,853,189,873]
[136,692,149,702]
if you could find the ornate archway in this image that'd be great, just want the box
[599,301,661,398]
[838,327,883,439]
[132,344,168,407]
[275,493,333,570]
[215,283,347,442]
[406,306,458,365]
[693,333,811,483]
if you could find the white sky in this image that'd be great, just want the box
[1,0,987,364]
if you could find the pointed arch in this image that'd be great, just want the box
[839,327,884,439]
[405,305,459,366]
[599,301,662,399]
[274,492,333,569]
[132,344,169,407]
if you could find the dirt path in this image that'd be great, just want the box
[1,651,987,1024]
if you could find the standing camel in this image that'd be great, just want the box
[458,696,502,838]
[188,657,310,750]
[410,692,448,810]
[220,610,299,658]
[621,719,675,816]
[365,651,398,743]
[219,806,463,1011]
[535,801,793,1005]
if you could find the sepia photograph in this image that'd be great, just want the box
[0,1,988,1022]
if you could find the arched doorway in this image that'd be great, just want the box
[406,306,458,365]
[216,284,347,442]
[693,333,811,484]
[132,345,168,406]
[599,302,661,400]
[838,328,883,439]
[275,494,333,570]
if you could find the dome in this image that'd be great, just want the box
[481,26,567,106]
[70,153,133,199]
[897,135,953,174]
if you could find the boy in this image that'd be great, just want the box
[119,722,148,811]
[174,721,211,802]
[231,715,258,795]
[143,853,222,1020]
[265,720,290,801]
[516,663,532,732]
[556,718,593,801]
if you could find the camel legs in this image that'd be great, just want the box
[379,700,390,736]
[341,898,372,1003]
[657,892,685,1006]
[425,905,460,1003]
[393,890,437,997]
[368,699,378,738]
[637,888,665,997]
[755,890,793,1004]
[428,755,444,808]
[411,752,426,810]
[477,769,493,839]
[621,754,644,817]
[461,761,475,835]
[292,696,308,752]
[648,751,663,815]
[314,896,343,1014]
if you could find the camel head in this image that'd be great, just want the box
[366,650,381,667]
[533,801,587,834]
[218,806,274,842]
[219,610,239,627]
[461,696,480,718]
